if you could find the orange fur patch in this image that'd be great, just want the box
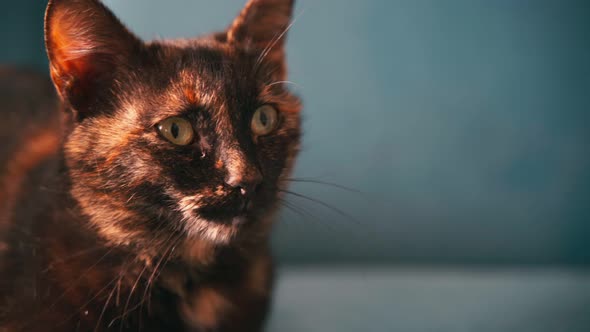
[0,128,60,228]
[184,88,199,104]
[181,287,231,329]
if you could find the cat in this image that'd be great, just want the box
[0,0,300,331]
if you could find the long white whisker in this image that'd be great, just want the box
[255,8,306,71]
[268,80,302,89]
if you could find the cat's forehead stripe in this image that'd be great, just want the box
[184,87,199,105]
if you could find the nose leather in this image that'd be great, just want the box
[222,147,262,196]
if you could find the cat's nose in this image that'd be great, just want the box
[225,169,262,196]
[222,148,262,196]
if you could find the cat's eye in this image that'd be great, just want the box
[157,117,195,146]
[251,105,279,136]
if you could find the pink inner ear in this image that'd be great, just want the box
[45,0,140,103]
[47,9,104,96]
[49,40,96,87]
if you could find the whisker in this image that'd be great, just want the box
[46,247,115,311]
[279,189,361,226]
[41,245,106,273]
[126,192,138,204]
[279,198,338,233]
[285,178,362,194]
[275,200,307,235]
[110,233,181,329]
[53,276,120,330]
[94,278,119,332]
[117,263,149,330]
[139,234,181,317]
[254,8,305,71]
[267,80,302,89]
[279,198,306,219]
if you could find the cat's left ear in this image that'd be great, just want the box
[45,0,143,114]
[227,0,295,78]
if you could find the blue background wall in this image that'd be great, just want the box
[1,0,589,265]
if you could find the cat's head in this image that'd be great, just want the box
[44,0,301,250]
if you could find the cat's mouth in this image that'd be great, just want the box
[196,194,254,226]
[176,185,276,243]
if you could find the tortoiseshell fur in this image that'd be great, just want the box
[0,0,300,331]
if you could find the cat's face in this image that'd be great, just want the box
[45,0,300,248]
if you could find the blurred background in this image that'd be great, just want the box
[2,1,589,331]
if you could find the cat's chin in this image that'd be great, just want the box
[185,220,237,244]
[183,214,253,245]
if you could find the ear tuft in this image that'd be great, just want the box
[227,0,295,73]
[45,0,141,110]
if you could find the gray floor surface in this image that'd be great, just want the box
[267,267,590,332]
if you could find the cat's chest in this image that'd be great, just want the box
[160,254,273,331]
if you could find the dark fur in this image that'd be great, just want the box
[0,0,300,331]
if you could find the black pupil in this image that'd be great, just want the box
[259,111,268,127]
[171,122,180,138]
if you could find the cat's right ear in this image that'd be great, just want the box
[45,0,142,115]
[226,0,295,79]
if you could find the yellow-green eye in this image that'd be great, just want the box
[157,117,194,146]
[251,105,279,136]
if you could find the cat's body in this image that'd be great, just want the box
[0,1,299,331]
